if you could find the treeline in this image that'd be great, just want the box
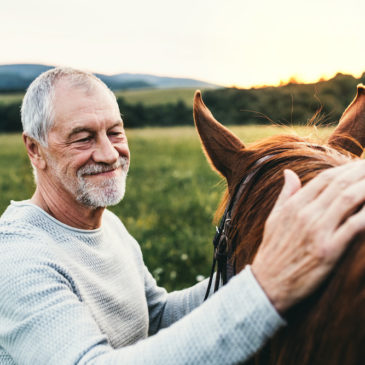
[117,99,192,128]
[202,72,365,126]
[0,98,194,132]
[1,72,365,132]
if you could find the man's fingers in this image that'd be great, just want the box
[319,178,365,230]
[309,159,365,211]
[330,203,365,260]
[287,160,365,208]
[272,169,301,210]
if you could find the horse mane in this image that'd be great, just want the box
[215,132,365,364]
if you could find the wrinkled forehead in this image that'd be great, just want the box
[54,77,117,109]
[50,78,121,133]
[53,76,112,99]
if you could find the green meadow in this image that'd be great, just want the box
[115,88,198,106]
[0,125,333,291]
[0,88,199,106]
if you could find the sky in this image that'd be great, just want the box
[1,0,365,88]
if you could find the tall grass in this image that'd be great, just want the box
[115,88,198,106]
[0,88,199,107]
[0,125,333,291]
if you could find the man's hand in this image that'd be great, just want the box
[252,160,365,313]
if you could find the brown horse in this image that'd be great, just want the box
[193,85,365,365]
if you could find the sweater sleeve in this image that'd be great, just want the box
[144,265,214,334]
[0,241,285,365]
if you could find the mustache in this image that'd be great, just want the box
[77,157,129,176]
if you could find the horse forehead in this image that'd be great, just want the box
[240,141,348,176]
[251,140,340,157]
[294,141,356,161]
[231,138,353,188]
[295,141,330,151]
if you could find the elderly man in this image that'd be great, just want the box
[1,67,365,364]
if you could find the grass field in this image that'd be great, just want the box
[0,125,333,291]
[0,93,24,104]
[115,88,200,106]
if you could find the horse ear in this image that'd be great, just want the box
[328,84,365,157]
[193,90,245,181]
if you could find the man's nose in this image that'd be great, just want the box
[92,135,119,164]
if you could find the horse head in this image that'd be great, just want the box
[194,86,365,364]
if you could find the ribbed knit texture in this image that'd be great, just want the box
[0,201,285,364]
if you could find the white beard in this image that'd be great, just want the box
[75,157,129,208]
[47,155,129,208]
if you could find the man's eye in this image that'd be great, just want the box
[76,137,92,143]
[109,132,124,138]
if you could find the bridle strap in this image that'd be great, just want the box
[204,155,273,301]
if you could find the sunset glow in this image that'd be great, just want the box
[1,0,364,88]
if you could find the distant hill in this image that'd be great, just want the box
[0,64,218,92]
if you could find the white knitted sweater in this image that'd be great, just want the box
[0,201,284,364]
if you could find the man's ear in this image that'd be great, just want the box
[22,133,47,170]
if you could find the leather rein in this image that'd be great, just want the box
[204,155,273,301]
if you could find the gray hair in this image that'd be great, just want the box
[21,67,116,146]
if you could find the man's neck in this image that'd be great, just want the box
[30,187,105,230]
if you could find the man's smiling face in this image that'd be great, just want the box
[42,78,130,208]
